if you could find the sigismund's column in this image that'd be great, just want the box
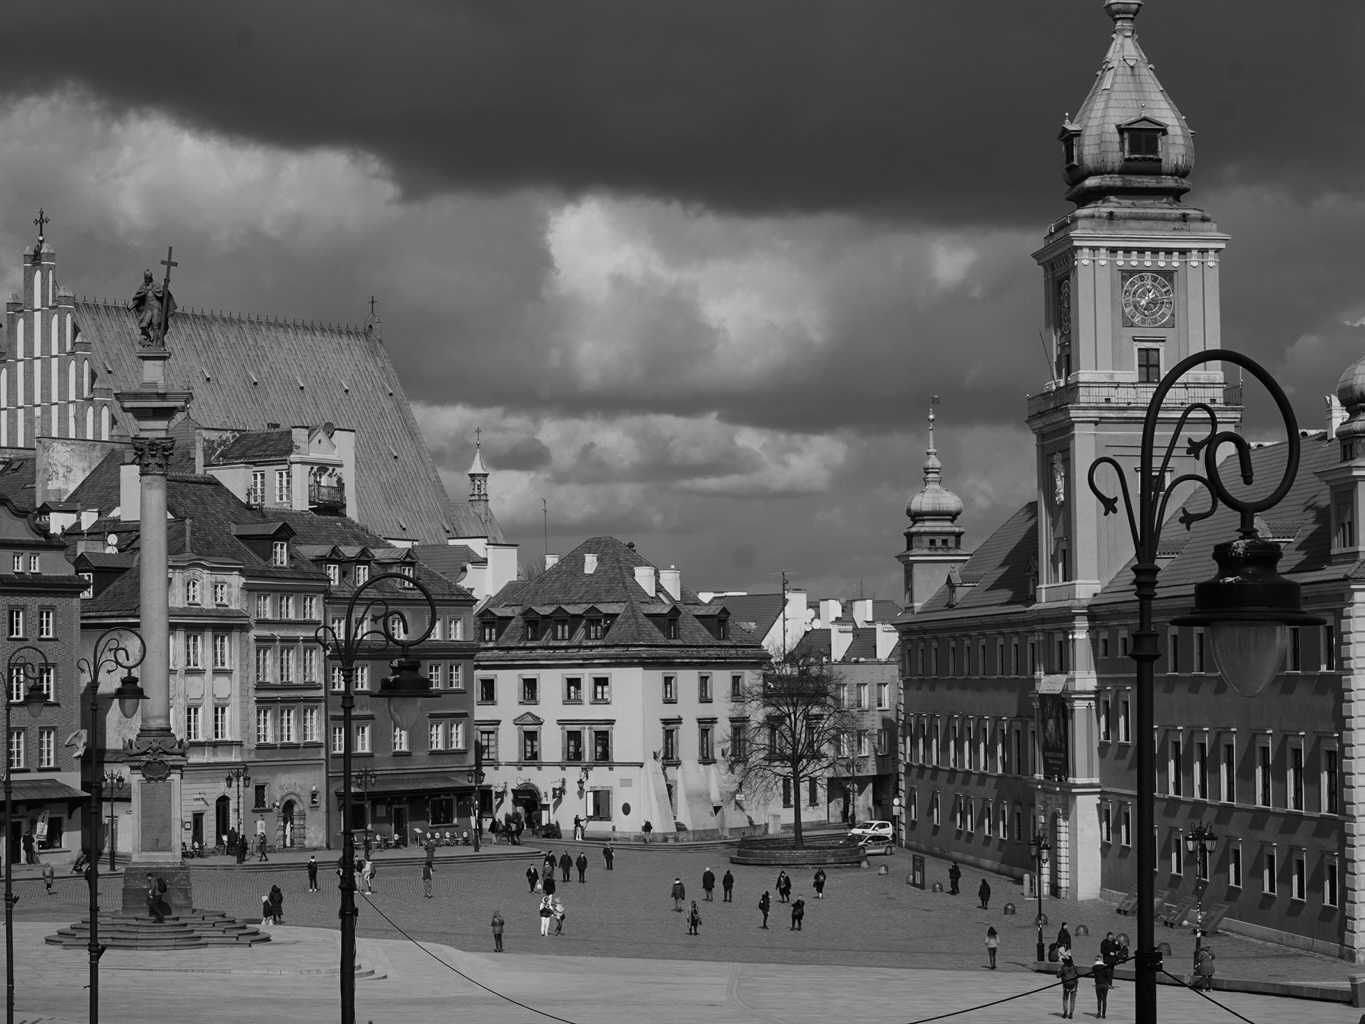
[115,251,194,912]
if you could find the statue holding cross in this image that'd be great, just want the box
[130,247,179,349]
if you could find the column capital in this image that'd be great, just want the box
[131,437,176,475]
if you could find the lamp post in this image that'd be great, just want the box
[102,772,125,871]
[316,573,437,1024]
[4,647,50,1024]
[74,628,148,1024]
[1184,823,1217,944]
[466,744,486,853]
[891,795,902,848]
[225,766,250,850]
[1028,830,1051,962]
[352,766,377,856]
[1088,349,1319,1024]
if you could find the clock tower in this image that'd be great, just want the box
[1026,0,1241,604]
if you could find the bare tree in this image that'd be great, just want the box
[727,653,857,847]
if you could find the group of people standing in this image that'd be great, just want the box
[675,867,819,933]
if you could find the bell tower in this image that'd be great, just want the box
[1027,0,1240,604]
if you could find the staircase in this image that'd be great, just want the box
[44,909,273,949]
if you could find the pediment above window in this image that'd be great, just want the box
[513,711,543,727]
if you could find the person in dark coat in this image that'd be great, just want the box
[670,876,686,911]
[790,895,805,931]
[1100,931,1120,970]
[978,878,991,909]
[526,865,540,893]
[268,884,284,924]
[603,842,615,870]
[701,867,716,901]
[721,869,734,902]
[758,890,771,929]
[775,870,791,903]
[575,852,588,882]
[257,833,269,862]
[490,910,505,952]
[559,851,573,882]
[1093,954,1113,1016]
[948,861,961,895]
[236,838,247,864]
[1058,950,1079,1019]
[542,873,557,898]
[1056,921,1073,954]
[686,900,701,935]
[306,856,319,893]
[812,868,827,899]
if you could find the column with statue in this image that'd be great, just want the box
[116,250,195,914]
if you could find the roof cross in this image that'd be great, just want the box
[474,426,482,447]
[159,246,179,342]
[33,208,49,244]
[369,295,378,318]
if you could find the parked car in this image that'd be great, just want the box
[847,819,893,839]
[857,835,895,856]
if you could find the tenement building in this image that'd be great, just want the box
[475,536,769,839]
[897,0,1363,959]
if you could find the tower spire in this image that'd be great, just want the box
[468,429,489,503]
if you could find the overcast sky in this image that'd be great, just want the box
[2,1,1362,603]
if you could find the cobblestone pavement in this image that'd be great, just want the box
[6,921,1364,1024]
[9,840,1364,1021]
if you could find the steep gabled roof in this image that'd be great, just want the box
[74,300,456,544]
[206,429,294,464]
[911,502,1038,616]
[707,593,784,637]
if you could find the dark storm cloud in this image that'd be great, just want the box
[4,1,1357,225]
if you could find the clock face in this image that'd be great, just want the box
[1122,271,1174,328]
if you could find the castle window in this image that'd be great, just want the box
[1121,122,1164,161]
[1062,133,1078,167]
[1137,347,1162,383]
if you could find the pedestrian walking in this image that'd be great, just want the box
[553,898,566,935]
[1093,954,1112,1016]
[1192,943,1215,993]
[575,851,588,883]
[22,832,35,865]
[538,895,554,936]
[41,861,54,895]
[543,851,556,876]
[542,873,557,898]
[260,893,272,928]
[1100,930,1120,971]
[257,833,269,862]
[361,857,376,895]
[236,838,247,864]
[269,884,284,924]
[978,878,991,909]
[421,859,434,898]
[687,900,702,935]
[775,870,791,903]
[603,841,615,870]
[948,861,961,895]
[790,895,805,931]
[306,855,319,892]
[491,910,505,952]
[1056,921,1072,956]
[984,926,999,969]
[758,890,770,929]
[721,869,734,902]
[527,865,540,893]
[145,874,165,923]
[812,868,826,899]
[702,866,716,901]
[1058,950,1079,1019]
[573,814,583,841]
[670,876,686,911]
[559,850,572,882]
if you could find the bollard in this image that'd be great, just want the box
[1352,975,1365,1009]
[1002,902,1017,915]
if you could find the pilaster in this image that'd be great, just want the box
[1339,585,1365,961]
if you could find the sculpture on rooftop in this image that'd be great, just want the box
[130,247,179,349]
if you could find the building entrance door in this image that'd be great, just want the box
[215,795,231,848]
[392,805,408,845]
[191,812,204,851]
[281,800,296,847]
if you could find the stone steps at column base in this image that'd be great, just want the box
[43,909,273,949]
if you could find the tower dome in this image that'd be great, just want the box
[1059,1,1196,206]
[1335,355,1365,447]
[907,402,964,522]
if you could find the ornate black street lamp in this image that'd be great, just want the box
[1184,822,1218,943]
[102,772,125,871]
[316,573,437,1024]
[224,766,250,848]
[4,647,49,1024]
[466,744,486,853]
[74,628,147,1024]
[1028,829,1051,962]
[352,766,378,856]
[1088,349,1320,1024]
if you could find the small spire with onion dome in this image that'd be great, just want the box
[908,396,964,524]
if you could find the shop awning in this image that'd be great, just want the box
[8,779,89,803]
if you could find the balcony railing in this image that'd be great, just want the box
[309,480,346,512]
[1026,379,1239,420]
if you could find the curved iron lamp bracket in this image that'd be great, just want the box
[75,628,147,692]
[1087,349,1300,562]
[313,572,438,664]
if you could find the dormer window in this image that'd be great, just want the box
[1059,127,1080,168]
[586,618,603,641]
[718,618,729,641]
[326,563,340,586]
[271,540,288,567]
[397,563,415,589]
[354,563,369,585]
[554,618,570,641]
[666,617,679,640]
[480,619,497,642]
[186,577,201,605]
[524,617,540,642]
[1119,118,1165,162]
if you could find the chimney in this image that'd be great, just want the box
[875,622,898,661]
[119,462,141,522]
[831,621,855,662]
[634,564,657,597]
[544,553,559,571]
[1327,394,1348,438]
[851,598,874,626]
[819,598,842,626]
[659,564,681,600]
[583,552,598,574]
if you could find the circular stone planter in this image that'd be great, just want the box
[729,833,868,867]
